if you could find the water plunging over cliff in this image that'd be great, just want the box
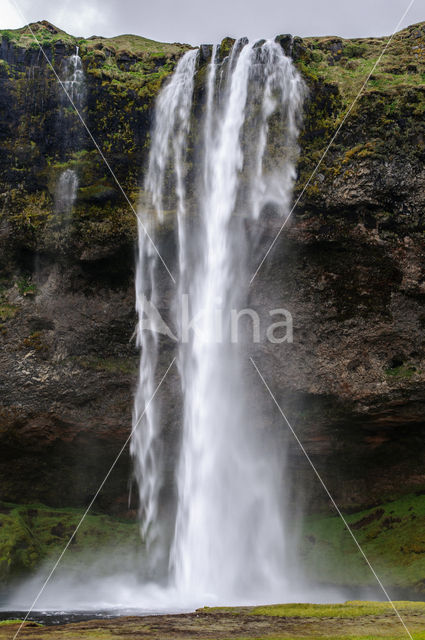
[132,39,305,605]
[55,47,85,217]
[62,46,86,106]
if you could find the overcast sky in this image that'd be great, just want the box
[2,0,424,45]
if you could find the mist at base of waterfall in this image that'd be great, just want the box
[3,548,385,614]
[2,524,387,615]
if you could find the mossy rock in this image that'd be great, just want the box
[0,501,140,585]
[301,493,425,593]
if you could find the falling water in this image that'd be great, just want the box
[130,49,199,579]
[62,45,86,106]
[55,47,86,217]
[132,39,305,604]
[54,167,78,216]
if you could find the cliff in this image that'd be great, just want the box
[1,19,425,592]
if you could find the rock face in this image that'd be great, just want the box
[1,21,425,584]
[0,23,189,518]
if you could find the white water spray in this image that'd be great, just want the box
[133,39,305,605]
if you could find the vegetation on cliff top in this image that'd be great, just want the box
[295,22,425,206]
[1,20,424,256]
[302,21,425,103]
[0,21,191,91]
[0,20,190,58]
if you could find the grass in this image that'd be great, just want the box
[0,22,190,88]
[82,33,191,56]
[250,601,425,618]
[302,23,425,107]
[195,602,425,640]
[221,636,425,640]
[0,303,18,321]
[0,23,76,48]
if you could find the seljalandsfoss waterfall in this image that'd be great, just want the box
[3,12,425,637]
[131,39,305,606]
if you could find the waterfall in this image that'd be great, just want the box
[132,39,305,604]
[130,49,199,579]
[62,45,86,106]
[55,47,85,217]
[54,168,78,217]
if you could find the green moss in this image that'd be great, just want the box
[0,59,10,73]
[343,42,368,59]
[219,37,236,59]
[341,142,381,163]
[76,355,138,375]
[384,365,417,379]
[295,27,425,206]
[0,501,140,584]
[0,30,19,43]
[77,183,119,203]
[16,276,36,297]
[301,493,425,592]
[0,285,19,322]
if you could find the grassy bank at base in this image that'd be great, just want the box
[0,501,140,584]
[3,493,425,592]
[1,602,425,639]
[301,493,425,593]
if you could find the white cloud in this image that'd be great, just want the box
[1,0,25,29]
[0,0,423,44]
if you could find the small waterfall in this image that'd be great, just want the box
[62,45,86,106]
[54,168,78,217]
[132,39,305,604]
[55,46,85,218]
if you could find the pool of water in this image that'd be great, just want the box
[0,608,175,626]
